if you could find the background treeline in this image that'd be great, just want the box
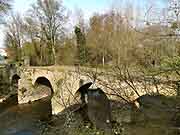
[3,0,180,69]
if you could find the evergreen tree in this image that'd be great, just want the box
[74,26,87,65]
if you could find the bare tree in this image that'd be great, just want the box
[74,8,86,33]
[28,0,68,65]
[5,13,25,61]
[0,0,12,22]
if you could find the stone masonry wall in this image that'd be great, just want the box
[16,66,177,114]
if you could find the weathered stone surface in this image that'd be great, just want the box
[8,65,178,115]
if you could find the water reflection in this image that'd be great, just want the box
[0,90,180,134]
[0,96,52,135]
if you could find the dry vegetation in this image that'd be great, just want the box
[2,0,180,69]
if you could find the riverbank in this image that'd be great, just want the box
[39,95,180,135]
[1,94,180,135]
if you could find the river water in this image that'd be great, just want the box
[0,66,55,135]
[0,71,180,135]
[0,96,52,135]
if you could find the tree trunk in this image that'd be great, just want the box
[102,55,105,67]
[52,45,57,65]
[102,47,105,67]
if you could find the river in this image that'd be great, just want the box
[0,95,178,135]
[0,96,52,135]
[0,81,180,134]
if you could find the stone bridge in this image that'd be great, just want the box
[8,64,178,115]
[9,65,100,114]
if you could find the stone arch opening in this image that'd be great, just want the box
[33,77,54,119]
[10,74,20,105]
[34,77,54,98]
[11,74,21,92]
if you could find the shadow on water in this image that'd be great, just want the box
[0,94,18,114]
[1,92,180,135]
[0,96,52,135]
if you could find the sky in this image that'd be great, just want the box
[0,0,167,48]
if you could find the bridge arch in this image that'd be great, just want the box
[12,74,21,81]
[11,74,21,91]
[34,77,54,98]
[10,74,21,103]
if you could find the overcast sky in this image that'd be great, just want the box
[0,0,167,48]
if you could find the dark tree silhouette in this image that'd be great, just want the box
[74,26,87,65]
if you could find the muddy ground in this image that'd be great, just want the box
[43,95,180,135]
